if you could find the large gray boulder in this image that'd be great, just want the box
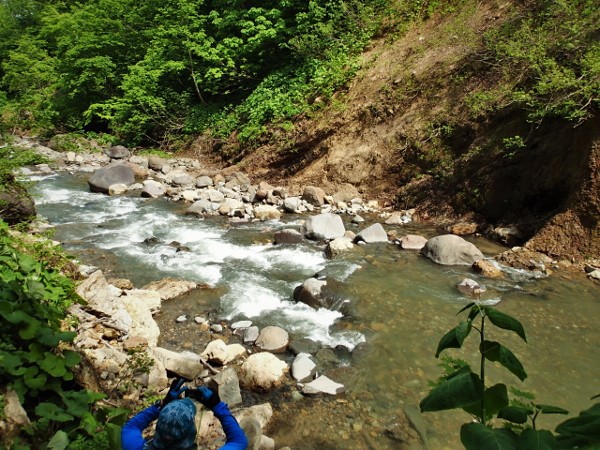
[304,213,345,240]
[240,353,288,391]
[104,145,130,159]
[88,164,135,193]
[255,326,289,353]
[325,237,354,258]
[302,186,326,206]
[274,229,304,245]
[355,223,388,243]
[421,234,484,265]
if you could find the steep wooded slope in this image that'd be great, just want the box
[229,0,599,260]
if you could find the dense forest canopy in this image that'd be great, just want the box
[0,0,598,153]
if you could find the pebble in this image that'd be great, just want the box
[211,324,223,333]
[176,315,187,323]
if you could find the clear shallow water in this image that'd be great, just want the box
[31,173,600,449]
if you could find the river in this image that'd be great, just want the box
[30,172,600,449]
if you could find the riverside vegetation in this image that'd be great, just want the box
[420,303,600,449]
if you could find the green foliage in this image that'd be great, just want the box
[0,144,48,187]
[0,220,124,449]
[421,303,600,449]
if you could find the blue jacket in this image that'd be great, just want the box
[121,402,248,450]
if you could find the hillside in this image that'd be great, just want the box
[223,0,600,261]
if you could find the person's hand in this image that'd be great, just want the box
[162,377,188,407]
[185,386,220,409]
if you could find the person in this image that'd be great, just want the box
[121,378,248,450]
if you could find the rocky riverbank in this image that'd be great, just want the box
[5,137,599,449]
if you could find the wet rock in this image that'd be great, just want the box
[472,260,504,279]
[421,234,484,265]
[302,186,326,206]
[293,278,327,309]
[104,145,130,159]
[303,213,346,240]
[292,353,317,382]
[232,320,252,330]
[255,326,289,353]
[400,234,428,250]
[351,215,365,224]
[496,247,552,275]
[302,375,345,395]
[153,347,204,379]
[355,223,388,243]
[274,229,304,245]
[240,353,288,391]
[325,237,354,258]
[457,278,486,297]
[142,278,198,301]
[289,338,321,356]
[88,164,135,194]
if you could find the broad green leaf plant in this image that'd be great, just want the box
[421,303,600,449]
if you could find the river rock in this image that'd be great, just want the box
[123,289,162,314]
[493,225,525,246]
[104,145,130,159]
[457,278,486,297]
[244,326,260,344]
[232,320,252,330]
[303,213,346,240]
[254,205,282,221]
[187,199,215,216]
[589,270,600,281]
[196,175,214,188]
[385,211,411,225]
[355,223,388,243]
[240,353,288,391]
[121,295,161,347]
[332,184,361,203]
[274,229,304,245]
[472,260,504,279]
[227,172,252,190]
[293,278,327,309]
[302,186,326,206]
[400,234,428,250]
[255,326,289,353]
[421,234,484,265]
[201,339,247,365]
[288,338,321,356]
[108,183,128,195]
[129,155,149,167]
[88,164,135,193]
[235,403,274,430]
[76,270,132,332]
[148,156,165,171]
[255,181,274,200]
[292,353,317,382]
[142,278,198,301]
[141,180,166,198]
[325,237,354,258]
[302,375,345,395]
[448,222,478,236]
[153,347,204,379]
[214,367,243,407]
[171,173,194,186]
[283,197,303,213]
[219,198,245,216]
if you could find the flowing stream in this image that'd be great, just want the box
[30,172,600,449]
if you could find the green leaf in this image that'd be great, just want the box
[80,412,99,435]
[35,403,74,422]
[498,406,531,424]
[24,366,47,389]
[484,308,527,342]
[481,340,527,381]
[435,320,472,357]
[461,423,519,450]
[457,302,476,315]
[537,404,569,415]
[47,430,69,450]
[555,403,600,447]
[106,423,123,449]
[518,429,556,450]
[420,371,483,412]
[463,383,509,422]
[39,352,67,377]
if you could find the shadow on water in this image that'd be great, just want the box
[31,172,600,449]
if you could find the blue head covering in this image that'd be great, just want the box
[148,398,197,450]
